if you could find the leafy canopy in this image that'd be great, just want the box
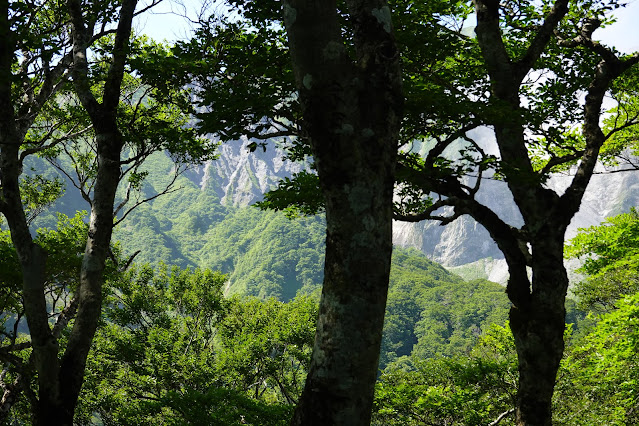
[567,208,639,311]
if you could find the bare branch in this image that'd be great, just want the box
[252,130,297,140]
[426,123,481,167]
[604,111,639,141]
[67,0,101,116]
[555,17,619,64]
[51,297,79,339]
[47,144,94,205]
[102,0,138,111]
[515,0,570,80]
[394,197,458,224]
[489,408,515,426]
[0,343,32,355]
[561,53,639,219]
[114,165,185,226]
[133,0,164,18]
[19,124,93,162]
[540,151,584,175]
[116,250,141,272]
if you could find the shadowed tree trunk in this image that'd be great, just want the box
[508,231,570,424]
[475,1,637,419]
[0,0,138,422]
[441,2,639,423]
[394,0,639,423]
[282,0,403,424]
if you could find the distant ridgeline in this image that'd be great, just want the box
[27,148,514,366]
[32,136,639,284]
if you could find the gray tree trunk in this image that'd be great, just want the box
[282,1,403,424]
[0,3,64,420]
[54,0,138,422]
[472,1,637,423]
[0,0,137,422]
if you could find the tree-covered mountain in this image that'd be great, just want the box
[382,248,510,367]
[111,136,639,286]
[32,134,639,290]
[26,146,512,368]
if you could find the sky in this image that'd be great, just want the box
[135,0,639,53]
[132,0,213,43]
[596,0,639,53]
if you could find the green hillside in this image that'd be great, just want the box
[27,151,511,365]
[383,248,510,366]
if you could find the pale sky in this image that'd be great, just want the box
[596,0,639,54]
[135,0,639,53]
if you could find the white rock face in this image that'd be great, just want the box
[392,177,523,267]
[196,136,639,283]
[189,137,308,207]
[394,166,639,283]
[552,168,639,240]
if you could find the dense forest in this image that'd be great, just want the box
[3,207,637,425]
[1,0,639,425]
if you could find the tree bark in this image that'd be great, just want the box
[51,0,137,422]
[472,2,597,423]
[0,0,137,422]
[0,4,63,421]
[283,1,402,424]
[509,235,568,425]
[56,132,123,424]
[395,1,638,424]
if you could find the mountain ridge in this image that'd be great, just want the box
[186,137,639,282]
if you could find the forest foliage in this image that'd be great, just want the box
[1,203,517,424]
[1,0,639,423]
[6,199,639,424]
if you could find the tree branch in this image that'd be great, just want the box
[489,408,515,426]
[51,297,79,339]
[15,52,74,138]
[473,0,515,92]
[560,53,639,221]
[556,17,618,64]
[515,0,570,80]
[67,0,101,117]
[102,0,138,112]
[115,249,140,273]
[19,124,93,162]
[540,150,584,175]
[0,369,25,424]
[113,164,184,225]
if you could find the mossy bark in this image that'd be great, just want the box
[283,1,403,424]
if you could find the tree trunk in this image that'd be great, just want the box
[58,132,123,423]
[0,29,64,422]
[458,197,567,425]
[0,146,66,426]
[509,234,568,425]
[291,166,395,425]
[0,0,138,422]
[55,0,135,416]
[283,1,402,424]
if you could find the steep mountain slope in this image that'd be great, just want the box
[32,135,639,287]
[184,137,639,282]
[188,137,308,207]
[24,139,570,367]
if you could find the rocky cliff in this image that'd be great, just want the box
[186,136,308,207]
[190,137,639,283]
